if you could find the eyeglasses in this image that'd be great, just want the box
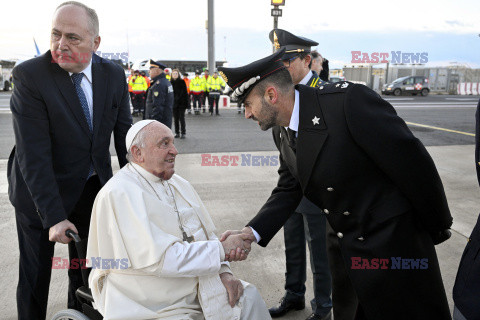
[283,55,299,68]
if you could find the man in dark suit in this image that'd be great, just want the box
[7,2,132,319]
[452,99,480,320]
[267,29,332,320]
[219,49,452,319]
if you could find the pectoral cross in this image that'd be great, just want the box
[183,232,195,243]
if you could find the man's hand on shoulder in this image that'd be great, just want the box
[220,272,243,307]
[49,219,78,244]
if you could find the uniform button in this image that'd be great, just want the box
[343,211,351,216]
[337,232,343,239]
[324,209,329,214]
[358,237,365,241]
[327,187,334,192]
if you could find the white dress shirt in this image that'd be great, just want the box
[69,58,93,121]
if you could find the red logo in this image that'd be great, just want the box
[415,83,423,90]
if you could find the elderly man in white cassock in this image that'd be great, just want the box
[86,120,271,320]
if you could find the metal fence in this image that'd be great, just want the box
[341,65,480,94]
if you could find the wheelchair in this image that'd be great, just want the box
[50,230,103,320]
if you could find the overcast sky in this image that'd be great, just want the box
[2,0,480,68]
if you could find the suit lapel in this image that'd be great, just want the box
[296,85,328,190]
[91,54,107,141]
[50,51,92,140]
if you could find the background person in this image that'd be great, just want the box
[171,69,188,138]
[310,50,323,78]
[8,2,132,319]
[129,69,148,116]
[183,72,192,114]
[190,70,204,115]
[145,59,174,128]
[207,71,225,116]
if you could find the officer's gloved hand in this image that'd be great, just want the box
[430,229,452,245]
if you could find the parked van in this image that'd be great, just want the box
[382,76,430,96]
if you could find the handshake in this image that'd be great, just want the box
[220,227,256,262]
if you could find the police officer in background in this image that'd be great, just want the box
[145,59,174,128]
[267,29,332,320]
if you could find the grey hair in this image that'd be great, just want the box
[56,1,99,37]
[126,127,148,163]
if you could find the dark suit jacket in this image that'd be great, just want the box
[453,99,480,320]
[248,83,452,319]
[8,51,132,229]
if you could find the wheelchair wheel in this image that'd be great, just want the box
[51,309,91,320]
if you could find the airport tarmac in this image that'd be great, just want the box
[0,91,479,319]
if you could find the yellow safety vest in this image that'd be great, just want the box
[166,74,171,81]
[129,76,148,92]
[201,76,210,92]
[190,77,204,94]
[207,76,225,91]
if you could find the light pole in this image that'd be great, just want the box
[207,0,215,74]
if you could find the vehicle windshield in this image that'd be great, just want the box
[392,76,409,83]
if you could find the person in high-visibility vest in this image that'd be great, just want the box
[189,70,204,115]
[141,71,151,88]
[127,70,135,99]
[165,68,171,81]
[206,71,225,116]
[200,69,211,113]
[183,72,192,114]
[128,70,148,116]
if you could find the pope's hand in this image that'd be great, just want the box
[220,227,255,262]
[49,219,78,244]
[220,272,243,307]
[221,233,252,262]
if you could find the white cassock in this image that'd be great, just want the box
[87,163,271,320]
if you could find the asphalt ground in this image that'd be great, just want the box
[0,91,479,319]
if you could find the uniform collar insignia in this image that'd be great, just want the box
[312,116,320,125]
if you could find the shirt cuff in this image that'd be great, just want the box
[250,227,261,243]
[218,240,226,262]
[219,263,232,275]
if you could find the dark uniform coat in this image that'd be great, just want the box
[146,72,174,128]
[248,82,453,319]
[453,98,480,320]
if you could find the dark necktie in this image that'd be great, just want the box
[287,128,297,151]
[71,72,94,177]
[71,72,93,132]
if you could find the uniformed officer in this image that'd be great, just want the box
[145,59,174,128]
[452,98,480,320]
[218,49,453,320]
[267,29,332,320]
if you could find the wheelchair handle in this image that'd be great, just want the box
[65,229,81,243]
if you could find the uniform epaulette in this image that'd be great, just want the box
[318,81,352,94]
